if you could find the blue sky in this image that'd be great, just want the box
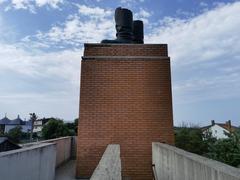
[0,0,239,126]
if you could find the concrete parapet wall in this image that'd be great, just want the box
[42,137,72,167]
[90,144,121,180]
[71,136,77,159]
[0,143,56,180]
[22,136,73,167]
[152,142,240,180]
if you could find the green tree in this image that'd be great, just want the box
[175,123,240,168]
[65,118,78,135]
[74,118,78,134]
[42,118,74,139]
[204,132,240,167]
[175,123,216,155]
[7,126,23,143]
[175,127,209,155]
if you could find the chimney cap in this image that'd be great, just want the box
[226,120,232,131]
[211,120,215,125]
[226,120,231,125]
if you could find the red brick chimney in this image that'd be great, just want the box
[226,120,232,132]
[211,120,215,126]
[76,43,174,179]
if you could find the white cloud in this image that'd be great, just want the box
[77,4,112,18]
[120,0,144,4]
[0,42,82,84]
[136,8,151,18]
[118,0,145,9]
[29,5,154,46]
[35,0,63,8]
[6,0,36,13]
[176,9,195,18]
[0,42,82,119]
[174,70,240,104]
[146,2,240,66]
[0,0,7,4]
[146,2,240,104]
[34,5,115,46]
[2,0,63,12]
[134,8,152,24]
[200,2,208,7]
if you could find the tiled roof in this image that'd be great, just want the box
[8,118,24,125]
[0,136,21,152]
[0,117,10,125]
[217,123,238,132]
[0,115,30,125]
[201,123,238,132]
[0,137,8,144]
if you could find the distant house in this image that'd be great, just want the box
[33,119,43,133]
[201,120,238,139]
[0,115,32,133]
[0,137,21,152]
[0,117,10,134]
[33,118,49,133]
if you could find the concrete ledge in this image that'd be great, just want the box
[1,143,53,156]
[84,43,168,47]
[90,144,121,180]
[82,56,170,61]
[22,136,73,167]
[83,43,168,57]
[152,142,240,180]
[21,136,71,147]
[0,143,56,180]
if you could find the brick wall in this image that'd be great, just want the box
[83,43,168,57]
[76,44,174,180]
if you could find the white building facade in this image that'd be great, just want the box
[202,120,236,139]
[203,124,229,139]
